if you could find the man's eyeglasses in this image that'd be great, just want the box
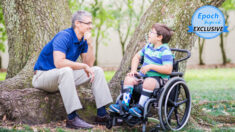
[78,21,93,25]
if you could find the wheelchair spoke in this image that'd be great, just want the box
[167,107,175,121]
[174,85,180,102]
[168,99,175,105]
[176,99,188,106]
[174,109,181,126]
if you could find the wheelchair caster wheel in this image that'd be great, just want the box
[106,118,113,129]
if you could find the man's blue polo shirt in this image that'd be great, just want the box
[34,27,88,71]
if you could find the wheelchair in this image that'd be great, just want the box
[106,48,192,132]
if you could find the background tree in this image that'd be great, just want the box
[89,0,114,65]
[0,5,6,69]
[198,37,205,65]
[0,0,75,124]
[111,0,150,56]
[219,0,235,65]
[0,0,113,124]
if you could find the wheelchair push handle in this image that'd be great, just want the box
[170,48,191,63]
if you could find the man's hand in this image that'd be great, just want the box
[140,65,151,75]
[84,32,92,45]
[83,64,95,82]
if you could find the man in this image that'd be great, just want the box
[32,10,113,129]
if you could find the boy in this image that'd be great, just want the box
[109,23,174,117]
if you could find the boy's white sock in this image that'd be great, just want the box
[138,89,153,107]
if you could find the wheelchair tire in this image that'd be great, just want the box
[158,77,191,131]
[106,118,113,129]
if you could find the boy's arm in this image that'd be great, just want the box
[147,64,173,74]
[131,53,142,72]
[140,47,173,75]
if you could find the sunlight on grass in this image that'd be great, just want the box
[185,68,235,81]
[104,71,115,82]
[0,72,6,81]
[185,68,235,102]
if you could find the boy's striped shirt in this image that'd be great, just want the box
[138,43,173,79]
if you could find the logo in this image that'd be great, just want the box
[188,5,228,39]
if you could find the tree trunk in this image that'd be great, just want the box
[220,33,227,65]
[0,0,97,124]
[198,37,205,65]
[108,0,225,98]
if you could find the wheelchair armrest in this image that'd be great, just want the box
[169,72,183,77]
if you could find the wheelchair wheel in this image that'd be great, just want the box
[106,118,113,129]
[158,77,191,131]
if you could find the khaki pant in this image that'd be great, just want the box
[32,66,113,114]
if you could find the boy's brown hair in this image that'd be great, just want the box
[152,23,173,43]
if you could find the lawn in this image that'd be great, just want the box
[0,68,234,131]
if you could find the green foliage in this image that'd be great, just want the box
[110,0,151,55]
[222,0,235,10]
[0,4,6,52]
[69,0,86,13]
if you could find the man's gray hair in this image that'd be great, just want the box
[72,10,92,28]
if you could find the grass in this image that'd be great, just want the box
[104,71,115,82]
[184,68,235,102]
[0,72,6,81]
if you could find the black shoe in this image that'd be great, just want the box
[66,116,93,129]
[94,114,110,125]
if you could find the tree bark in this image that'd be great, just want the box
[0,84,96,124]
[220,33,227,65]
[198,37,205,65]
[108,0,226,98]
[0,0,97,124]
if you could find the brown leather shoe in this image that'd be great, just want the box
[66,116,93,129]
[94,114,110,125]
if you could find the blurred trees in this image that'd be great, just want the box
[197,0,235,65]
[0,5,6,69]
[198,37,205,65]
[220,0,235,65]
[69,0,152,64]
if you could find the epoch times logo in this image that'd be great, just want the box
[188,5,228,39]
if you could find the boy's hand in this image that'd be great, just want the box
[140,65,151,74]
[127,71,138,77]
